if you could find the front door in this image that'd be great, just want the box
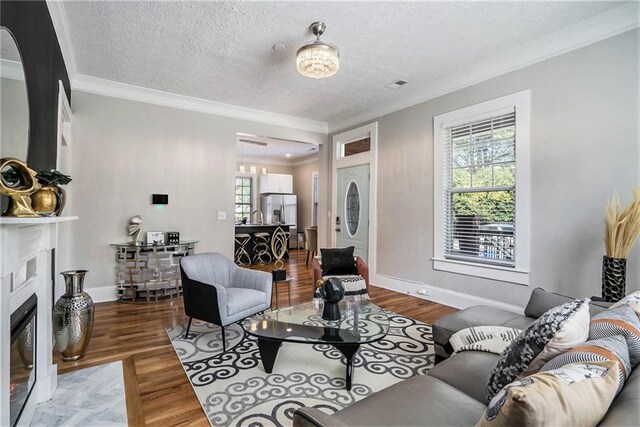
[336,164,369,261]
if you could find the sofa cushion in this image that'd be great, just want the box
[589,304,640,368]
[540,335,631,394]
[487,298,589,401]
[524,287,574,318]
[477,361,620,427]
[332,375,486,427]
[433,306,526,346]
[599,366,640,427]
[428,351,499,404]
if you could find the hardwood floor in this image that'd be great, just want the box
[56,249,456,426]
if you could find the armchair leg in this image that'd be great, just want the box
[184,317,192,339]
[221,325,226,352]
[306,250,310,266]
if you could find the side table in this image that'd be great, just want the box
[273,275,293,309]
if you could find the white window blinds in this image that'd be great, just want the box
[442,109,516,267]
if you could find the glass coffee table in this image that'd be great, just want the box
[242,299,389,390]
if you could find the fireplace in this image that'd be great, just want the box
[9,294,37,427]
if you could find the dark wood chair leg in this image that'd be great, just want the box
[184,317,192,339]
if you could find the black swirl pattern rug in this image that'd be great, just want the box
[166,312,434,426]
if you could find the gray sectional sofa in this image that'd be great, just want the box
[293,288,639,426]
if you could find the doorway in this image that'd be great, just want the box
[336,164,369,260]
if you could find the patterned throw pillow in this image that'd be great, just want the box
[609,290,640,316]
[313,274,368,300]
[589,304,640,368]
[486,298,589,401]
[477,361,620,427]
[540,335,631,394]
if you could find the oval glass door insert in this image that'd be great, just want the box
[345,181,360,236]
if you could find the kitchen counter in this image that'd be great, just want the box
[234,224,292,261]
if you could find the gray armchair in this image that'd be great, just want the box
[180,252,272,351]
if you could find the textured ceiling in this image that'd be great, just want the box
[63,1,625,125]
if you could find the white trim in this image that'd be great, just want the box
[328,3,640,133]
[331,122,378,276]
[85,285,118,303]
[46,0,78,74]
[72,73,329,134]
[433,89,531,284]
[0,59,25,81]
[311,170,319,227]
[372,272,524,314]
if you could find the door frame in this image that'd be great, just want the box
[331,122,378,272]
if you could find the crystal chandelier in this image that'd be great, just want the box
[296,22,339,79]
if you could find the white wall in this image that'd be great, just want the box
[293,157,320,231]
[331,29,640,309]
[70,91,327,299]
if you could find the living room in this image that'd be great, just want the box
[1,1,639,426]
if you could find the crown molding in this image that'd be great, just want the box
[328,3,640,133]
[46,0,78,74]
[0,59,25,81]
[72,73,329,134]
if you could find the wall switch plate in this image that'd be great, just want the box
[217,211,227,220]
[417,288,429,296]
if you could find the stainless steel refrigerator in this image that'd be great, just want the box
[260,194,297,248]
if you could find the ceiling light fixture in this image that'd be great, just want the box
[296,22,339,79]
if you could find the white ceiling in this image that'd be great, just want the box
[236,133,318,161]
[62,1,629,129]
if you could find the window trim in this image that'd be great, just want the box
[234,175,253,222]
[433,90,531,285]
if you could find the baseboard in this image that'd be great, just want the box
[372,273,524,314]
[85,285,118,303]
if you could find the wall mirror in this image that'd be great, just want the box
[1,28,30,162]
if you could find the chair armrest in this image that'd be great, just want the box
[355,256,370,291]
[235,267,273,300]
[293,408,347,427]
[180,268,227,326]
[312,258,322,288]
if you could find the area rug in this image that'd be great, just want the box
[30,361,127,426]
[166,312,434,426]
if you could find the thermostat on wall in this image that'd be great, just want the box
[152,194,169,204]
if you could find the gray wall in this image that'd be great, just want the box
[293,157,320,231]
[333,29,640,308]
[70,91,328,295]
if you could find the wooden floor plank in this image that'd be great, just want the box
[54,249,456,425]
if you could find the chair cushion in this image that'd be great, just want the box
[320,247,357,275]
[428,351,499,404]
[433,306,527,346]
[226,288,268,315]
[332,375,486,427]
[487,298,589,401]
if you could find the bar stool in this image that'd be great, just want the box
[253,232,272,264]
[234,233,252,266]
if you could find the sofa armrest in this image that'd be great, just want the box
[355,256,370,291]
[293,408,347,427]
[312,257,322,290]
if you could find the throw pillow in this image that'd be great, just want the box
[540,335,631,394]
[476,361,620,427]
[609,290,640,316]
[521,300,590,376]
[486,298,589,401]
[320,247,357,276]
[589,303,640,368]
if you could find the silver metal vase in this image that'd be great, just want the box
[53,270,94,361]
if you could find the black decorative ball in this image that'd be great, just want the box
[319,277,345,303]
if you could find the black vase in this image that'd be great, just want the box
[602,256,626,303]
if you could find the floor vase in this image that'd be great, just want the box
[53,270,94,361]
[602,256,626,302]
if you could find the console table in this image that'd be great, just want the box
[110,241,197,303]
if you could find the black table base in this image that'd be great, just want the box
[257,337,360,390]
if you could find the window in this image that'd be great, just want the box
[433,90,531,284]
[235,176,252,222]
[343,137,371,157]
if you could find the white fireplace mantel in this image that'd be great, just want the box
[0,216,78,426]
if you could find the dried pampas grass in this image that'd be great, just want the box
[604,187,640,258]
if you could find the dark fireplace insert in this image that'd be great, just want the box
[10,294,37,427]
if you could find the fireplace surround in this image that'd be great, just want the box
[1,216,77,426]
